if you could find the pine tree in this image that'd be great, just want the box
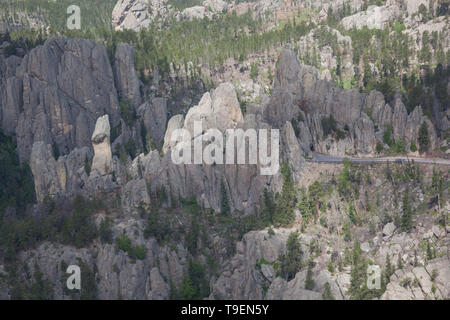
[261,188,275,226]
[348,203,357,225]
[305,260,315,290]
[274,164,296,226]
[322,282,335,300]
[348,240,371,299]
[297,188,312,222]
[280,231,303,281]
[308,180,323,222]
[401,187,413,231]
[418,122,430,154]
[220,180,230,215]
[385,254,393,284]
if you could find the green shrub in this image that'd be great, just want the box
[116,233,132,253]
[134,245,146,260]
[383,125,394,147]
[322,282,335,300]
[62,195,98,248]
[279,231,303,281]
[99,217,113,244]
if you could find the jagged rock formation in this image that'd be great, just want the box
[264,49,438,156]
[29,141,92,203]
[156,82,292,214]
[0,37,121,162]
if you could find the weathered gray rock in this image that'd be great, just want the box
[341,3,402,30]
[381,257,450,300]
[261,264,275,281]
[114,43,142,108]
[383,222,396,237]
[210,228,291,299]
[30,141,62,202]
[112,0,153,31]
[281,121,306,181]
[267,272,322,300]
[182,6,206,20]
[361,242,371,253]
[29,138,91,202]
[146,267,169,300]
[163,114,185,154]
[140,97,168,146]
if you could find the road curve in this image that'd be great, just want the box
[311,153,450,165]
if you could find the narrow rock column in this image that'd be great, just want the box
[91,115,112,176]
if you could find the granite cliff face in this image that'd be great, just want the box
[0,37,121,162]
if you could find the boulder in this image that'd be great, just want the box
[383,222,396,237]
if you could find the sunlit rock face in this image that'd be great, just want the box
[91,115,112,177]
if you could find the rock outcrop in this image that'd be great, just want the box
[341,3,402,30]
[112,0,154,31]
[114,43,142,108]
[382,257,450,300]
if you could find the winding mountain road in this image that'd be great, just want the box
[311,153,450,165]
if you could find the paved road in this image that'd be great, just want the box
[312,153,450,165]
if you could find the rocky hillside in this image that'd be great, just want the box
[0,0,448,300]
